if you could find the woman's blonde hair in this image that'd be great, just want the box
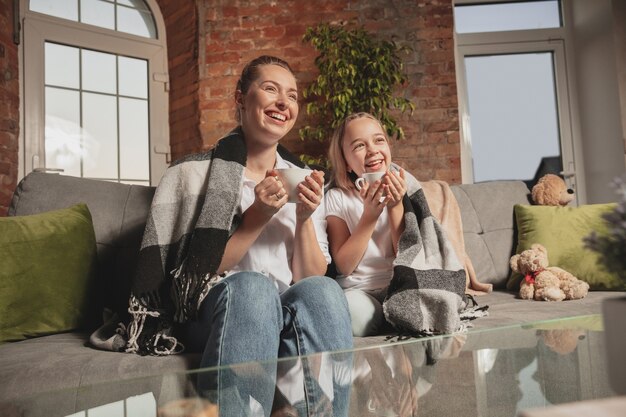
[328,112,389,191]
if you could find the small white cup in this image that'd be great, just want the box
[355,171,386,191]
[276,168,313,203]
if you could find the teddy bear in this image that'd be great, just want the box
[537,329,586,355]
[531,174,575,206]
[510,243,589,301]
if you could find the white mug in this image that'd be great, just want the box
[276,168,313,203]
[355,171,386,191]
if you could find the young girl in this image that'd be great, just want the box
[325,112,408,336]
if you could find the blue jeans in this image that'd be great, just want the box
[180,272,353,417]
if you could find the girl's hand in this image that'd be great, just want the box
[251,170,287,219]
[295,170,325,222]
[359,179,389,222]
[383,168,407,208]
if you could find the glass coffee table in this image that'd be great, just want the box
[2,315,617,417]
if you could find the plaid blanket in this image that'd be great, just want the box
[122,127,304,355]
[382,168,482,335]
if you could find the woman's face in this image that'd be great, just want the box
[341,117,391,176]
[238,64,299,146]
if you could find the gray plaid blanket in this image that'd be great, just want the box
[120,127,304,355]
[382,168,478,335]
[93,127,479,355]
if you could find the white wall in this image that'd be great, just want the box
[567,0,626,203]
[613,0,626,167]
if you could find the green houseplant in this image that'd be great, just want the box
[584,175,626,287]
[299,23,415,165]
[584,174,626,395]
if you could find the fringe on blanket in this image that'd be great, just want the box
[384,295,489,343]
[123,295,184,356]
[170,263,221,323]
[460,294,490,320]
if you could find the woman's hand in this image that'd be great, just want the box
[295,170,325,222]
[250,170,287,220]
[383,168,407,208]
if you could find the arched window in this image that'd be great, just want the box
[21,0,169,186]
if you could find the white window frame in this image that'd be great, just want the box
[19,0,170,186]
[454,0,586,203]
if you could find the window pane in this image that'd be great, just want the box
[81,0,115,30]
[45,43,79,89]
[119,98,149,180]
[82,49,117,94]
[45,87,81,176]
[464,53,561,182]
[82,93,118,178]
[117,0,150,11]
[455,1,561,34]
[30,0,78,21]
[117,6,156,38]
[30,0,156,39]
[119,56,148,99]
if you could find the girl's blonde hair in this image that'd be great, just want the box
[328,112,389,191]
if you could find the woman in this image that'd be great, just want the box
[123,56,352,417]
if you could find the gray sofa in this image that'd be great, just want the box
[1,172,622,413]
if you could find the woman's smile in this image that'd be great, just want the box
[266,111,288,123]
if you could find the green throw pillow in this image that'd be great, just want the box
[0,204,97,343]
[507,203,620,291]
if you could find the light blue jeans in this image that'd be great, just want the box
[181,272,353,417]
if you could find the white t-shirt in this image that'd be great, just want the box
[225,153,331,293]
[325,187,394,291]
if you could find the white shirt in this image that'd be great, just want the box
[226,153,331,293]
[325,187,394,291]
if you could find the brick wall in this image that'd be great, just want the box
[0,1,19,216]
[359,1,460,182]
[156,0,202,159]
[169,0,460,182]
[0,0,460,214]
[195,0,352,153]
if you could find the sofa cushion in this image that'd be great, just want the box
[507,203,622,291]
[0,332,200,405]
[9,173,156,324]
[0,204,97,343]
[451,181,531,289]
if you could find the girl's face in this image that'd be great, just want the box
[341,117,391,176]
[237,64,299,147]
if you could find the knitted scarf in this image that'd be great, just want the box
[123,127,304,355]
[382,168,482,335]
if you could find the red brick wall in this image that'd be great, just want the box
[191,0,460,182]
[0,0,460,214]
[360,1,460,182]
[156,0,202,159]
[196,0,355,154]
[0,1,19,216]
